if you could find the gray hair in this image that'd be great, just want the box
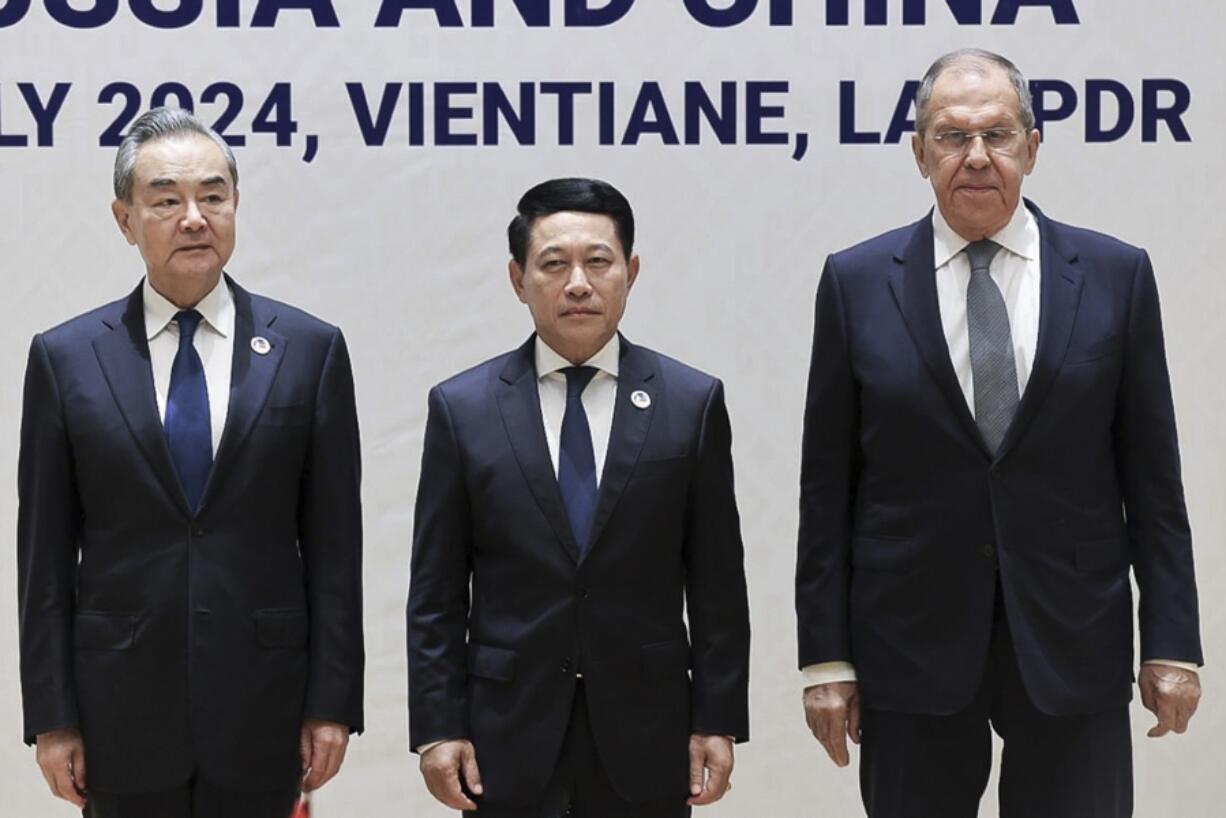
[113,107,239,202]
[914,49,1035,134]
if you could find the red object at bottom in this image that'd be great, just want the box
[290,793,311,818]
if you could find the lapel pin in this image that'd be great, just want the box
[251,336,271,355]
[630,390,651,410]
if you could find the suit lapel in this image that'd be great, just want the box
[497,337,582,562]
[887,215,990,457]
[996,203,1083,459]
[93,283,192,516]
[583,335,656,564]
[197,277,286,510]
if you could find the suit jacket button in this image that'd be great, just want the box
[193,527,206,537]
[561,658,573,673]
[983,543,995,558]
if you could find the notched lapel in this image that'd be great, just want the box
[996,214,1083,459]
[887,217,989,457]
[93,285,191,516]
[197,281,287,510]
[496,339,582,562]
[583,338,656,564]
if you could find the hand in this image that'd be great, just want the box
[686,734,734,806]
[420,739,483,811]
[1139,664,1201,738]
[35,728,87,808]
[299,719,350,792]
[803,681,860,767]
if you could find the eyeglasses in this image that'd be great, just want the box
[929,128,1024,154]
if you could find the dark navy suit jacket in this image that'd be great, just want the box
[796,201,1202,717]
[17,276,364,792]
[408,335,750,805]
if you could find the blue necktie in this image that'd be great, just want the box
[558,366,599,556]
[164,310,212,511]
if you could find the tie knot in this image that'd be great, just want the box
[563,366,598,400]
[965,240,1002,275]
[174,310,204,341]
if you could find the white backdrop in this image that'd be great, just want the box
[1,2,1223,815]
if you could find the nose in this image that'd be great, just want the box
[564,264,592,297]
[963,135,991,169]
[180,200,206,231]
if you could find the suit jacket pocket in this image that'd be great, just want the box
[851,536,917,573]
[640,639,690,678]
[254,609,309,648]
[74,612,138,650]
[1075,538,1129,573]
[1065,334,1118,366]
[468,644,517,681]
[632,455,690,480]
[261,403,312,427]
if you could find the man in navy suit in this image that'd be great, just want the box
[408,178,750,818]
[796,50,1203,817]
[18,108,364,817]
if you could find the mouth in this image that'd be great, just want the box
[177,244,213,253]
[561,309,601,317]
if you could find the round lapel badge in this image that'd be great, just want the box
[630,390,651,410]
[251,336,271,355]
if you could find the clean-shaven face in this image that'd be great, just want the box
[112,133,238,294]
[911,65,1040,240]
[509,211,639,365]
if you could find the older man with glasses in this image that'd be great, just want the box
[795,49,1203,818]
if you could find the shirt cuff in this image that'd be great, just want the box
[1142,659,1201,673]
[802,661,857,688]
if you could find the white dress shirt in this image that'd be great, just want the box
[143,276,234,455]
[802,204,1195,688]
[535,334,620,484]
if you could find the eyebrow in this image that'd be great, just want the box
[146,174,229,190]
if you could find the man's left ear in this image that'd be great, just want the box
[627,255,641,289]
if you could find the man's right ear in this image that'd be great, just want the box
[111,199,137,246]
[508,259,528,304]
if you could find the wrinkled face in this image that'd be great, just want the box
[112,134,238,293]
[912,66,1040,240]
[509,211,639,364]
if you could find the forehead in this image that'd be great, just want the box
[133,134,230,186]
[927,66,1021,126]
[529,211,620,254]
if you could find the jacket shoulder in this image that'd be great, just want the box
[249,292,341,339]
[827,222,919,279]
[1043,216,1147,266]
[431,350,518,405]
[36,295,129,349]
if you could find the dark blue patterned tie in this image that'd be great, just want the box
[965,240,1018,454]
[558,366,599,556]
[164,310,212,510]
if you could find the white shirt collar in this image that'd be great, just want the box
[932,201,1038,269]
[143,276,234,341]
[535,333,621,381]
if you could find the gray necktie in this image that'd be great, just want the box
[965,239,1018,454]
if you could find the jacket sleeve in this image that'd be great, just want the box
[1112,250,1202,665]
[683,379,751,742]
[297,328,366,732]
[407,385,473,751]
[796,257,860,669]
[17,334,83,743]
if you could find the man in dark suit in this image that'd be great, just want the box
[18,107,364,817]
[407,178,750,818]
[796,50,1203,817]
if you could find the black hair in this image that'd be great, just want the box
[507,178,635,266]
